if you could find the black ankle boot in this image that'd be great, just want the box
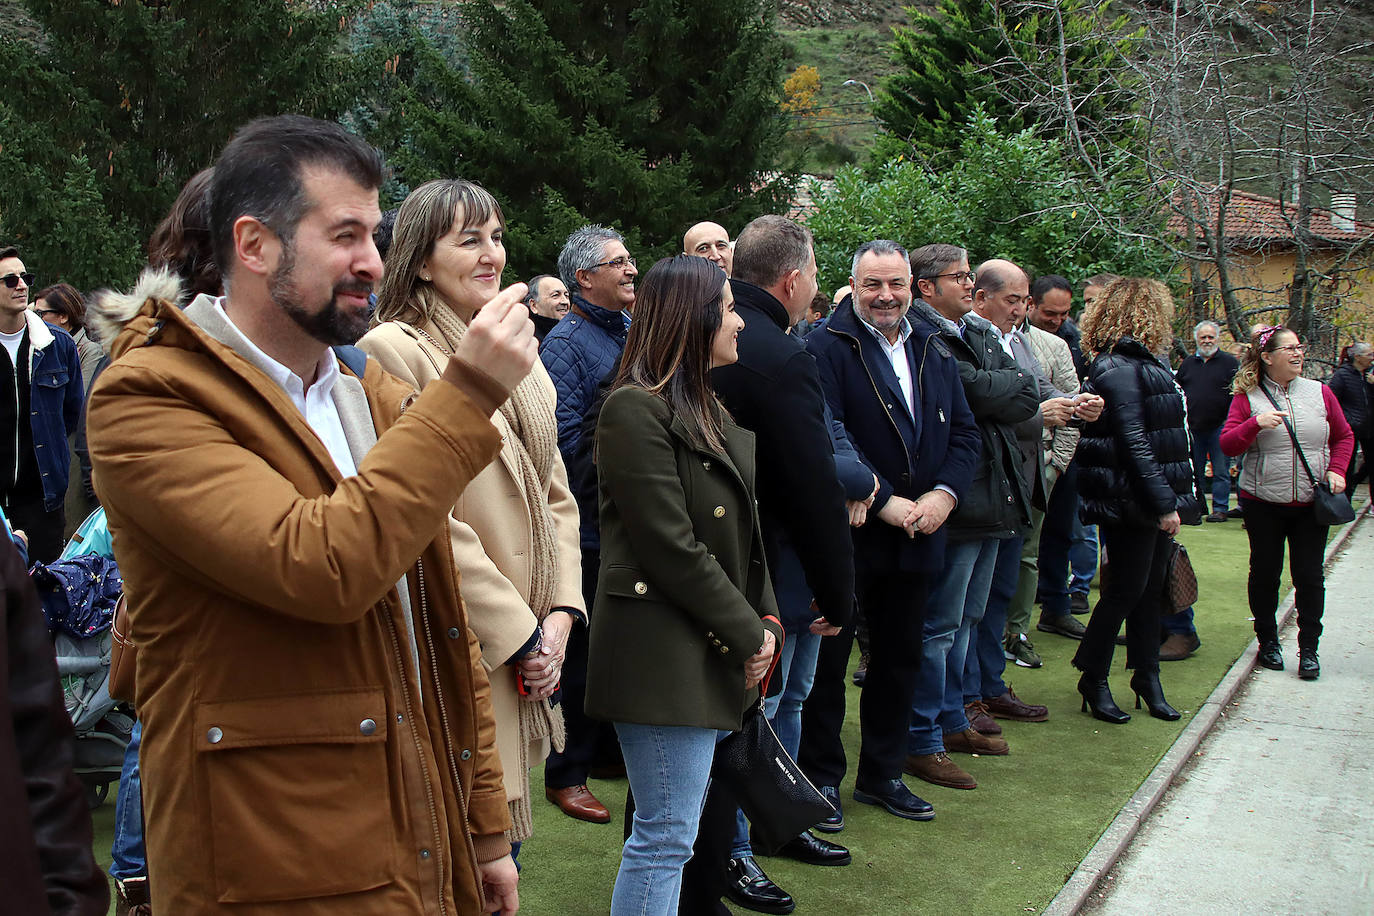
[1129,669,1181,721]
[1077,673,1130,724]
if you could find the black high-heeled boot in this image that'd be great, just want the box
[1077,673,1130,724]
[1130,669,1181,721]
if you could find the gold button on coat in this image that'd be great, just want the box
[634,581,648,595]
[713,506,726,518]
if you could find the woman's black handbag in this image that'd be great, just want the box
[714,666,833,854]
[1259,384,1356,526]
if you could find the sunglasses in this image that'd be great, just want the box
[2,272,34,289]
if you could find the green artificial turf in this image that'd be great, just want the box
[88,510,1326,915]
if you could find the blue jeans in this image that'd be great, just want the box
[613,722,723,916]
[730,627,822,857]
[110,719,145,880]
[1192,425,1231,513]
[1070,519,1098,596]
[1161,606,1196,636]
[966,535,1022,703]
[908,538,998,756]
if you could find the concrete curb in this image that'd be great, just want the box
[1043,502,1370,916]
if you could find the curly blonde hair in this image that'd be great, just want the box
[1078,277,1175,358]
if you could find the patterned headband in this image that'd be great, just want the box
[1255,325,1282,349]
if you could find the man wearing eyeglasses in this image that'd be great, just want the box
[538,225,637,826]
[0,246,83,564]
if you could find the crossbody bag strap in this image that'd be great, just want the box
[1259,381,1319,487]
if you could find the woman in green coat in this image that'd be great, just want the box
[588,255,782,916]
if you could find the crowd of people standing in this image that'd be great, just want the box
[0,114,1365,916]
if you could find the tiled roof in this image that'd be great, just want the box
[1168,187,1373,247]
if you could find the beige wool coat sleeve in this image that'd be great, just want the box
[1027,324,1082,475]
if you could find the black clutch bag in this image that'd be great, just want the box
[714,695,834,855]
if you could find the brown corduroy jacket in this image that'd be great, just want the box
[86,271,514,914]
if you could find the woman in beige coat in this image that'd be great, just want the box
[360,179,586,853]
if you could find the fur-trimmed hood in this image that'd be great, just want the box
[88,267,185,359]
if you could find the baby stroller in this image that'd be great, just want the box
[37,507,132,807]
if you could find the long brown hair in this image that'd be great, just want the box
[372,179,505,326]
[148,168,220,297]
[1232,325,1298,394]
[1078,277,1174,358]
[613,255,729,452]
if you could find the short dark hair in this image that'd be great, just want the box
[373,208,399,261]
[209,115,385,276]
[908,243,966,282]
[1030,274,1073,302]
[0,246,20,262]
[732,215,813,289]
[808,292,831,319]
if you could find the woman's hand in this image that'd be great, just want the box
[1327,471,1347,494]
[744,629,777,690]
[1158,511,1181,536]
[1255,409,1288,430]
[518,612,573,700]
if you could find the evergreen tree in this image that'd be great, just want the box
[874,0,1140,166]
[10,0,378,286]
[377,0,793,277]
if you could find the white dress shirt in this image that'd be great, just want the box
[212,300,358,477]
[858,315,915,418]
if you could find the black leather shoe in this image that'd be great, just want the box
[1077,673,1130,724]
[852,778,935,821]
[1298,650,1320,680]
[813,784,844,833]
[1130,670,1181,721]
[723,856,795,915]
[1257,641,1284,671]
[775,830,851,866]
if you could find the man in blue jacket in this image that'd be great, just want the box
[538,225,636,824]
[806,240,979,822]
[0,247,83,564]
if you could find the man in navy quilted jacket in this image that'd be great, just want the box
[538,224,636,824]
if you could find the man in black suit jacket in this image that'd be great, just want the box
[703,215,857,913]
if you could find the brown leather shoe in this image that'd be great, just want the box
[944,727,1009,756]
[985,686,1049,722]
[903,751,977,789]
[545,784,612,824]
[964,699,1003,736]
[1159,632,1201,661]
[115,876,152,916]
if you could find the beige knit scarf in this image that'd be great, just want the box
[417,301,566,842]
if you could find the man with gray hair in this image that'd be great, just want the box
[807,239,979,821]
[523,274,569,341]
[538,225,636,825]
[1176,319,1240,525]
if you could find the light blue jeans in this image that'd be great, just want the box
[909,537,999,756]
[729,627,822,857]
[612,722,724,916]
[1070,520,1099,595]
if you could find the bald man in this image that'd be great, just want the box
[683,221,733,276]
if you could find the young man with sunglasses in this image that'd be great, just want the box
[0,246,83,563]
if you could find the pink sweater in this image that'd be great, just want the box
[1220,384,1354,505]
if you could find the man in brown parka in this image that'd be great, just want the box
[86,115,538,914]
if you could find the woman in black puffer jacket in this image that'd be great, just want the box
[1328,342,1373,500]
[1073,278,1199,724]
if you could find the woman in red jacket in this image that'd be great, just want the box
[1221,326,1353,680]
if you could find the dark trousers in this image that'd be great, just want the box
[678,764,738,915]
[1242,497,1327,651]
[546,549,621,788]
[855,571,930,786]
[1347,436,1374,502]
[1073,524,1171,677]
[1038,461,1079,617]
[797,621,853,790]
[4,497,65,565]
